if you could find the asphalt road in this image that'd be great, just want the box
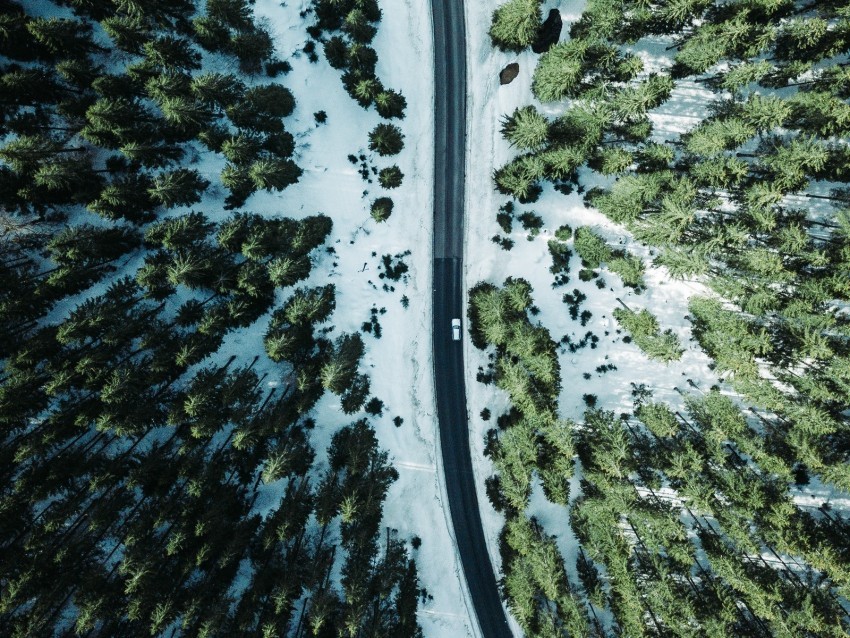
[431,1,514,636]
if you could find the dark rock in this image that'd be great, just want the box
[532,9,562,54]
[499,62,519,85]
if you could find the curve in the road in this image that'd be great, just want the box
[431,1,514,637]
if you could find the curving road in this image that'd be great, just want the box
[431,1,513,637]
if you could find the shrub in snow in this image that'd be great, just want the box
[368,123,404,156]
[378,165,403,188]
[370,196,394,222]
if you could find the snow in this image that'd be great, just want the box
[249,0,476,635]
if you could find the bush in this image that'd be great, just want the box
[518,211,543,235]
[364,396,384,415]
[578,269,596,281]
[492,235,514,250]
[548,239,571,276]
[496,210,513,233]
[378,165,403,188]
[370,196,393,222]
[554,224,572,241]
[368,122,404,156]
[380,252,410,281]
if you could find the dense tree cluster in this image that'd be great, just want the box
[309,0,407,219]
[468,280,588,635]
[572,392,850,637]
[0,0,421,635]
[493,59,669,202]
[471,285,850,635]
[485,0,850,634]
[566,0,850,495]
[310,0,406,119]
[0,0,304,214]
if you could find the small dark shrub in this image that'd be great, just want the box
[554,224,572,241]
[518,211,543,237]
[379,165,403,188]
[380,251,410,281]
[365,397,384,416]
[496,209,513,233]
[371,196,394,222]
[578,268,597,281]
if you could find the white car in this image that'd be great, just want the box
[451,318,461,341]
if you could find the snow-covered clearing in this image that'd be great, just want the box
[250,0,476,635]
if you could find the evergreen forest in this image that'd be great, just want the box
[480,0,850,635]
[0,0,421,636]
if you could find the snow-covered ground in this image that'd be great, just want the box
[250,1,477,635]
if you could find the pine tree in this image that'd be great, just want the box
[248,158,302,192]
[148,168,209,207]
[230,29,274,74]
[158,95,211,131]
[370,196,393,222]
[532,39,589,102]
[489,0,543,53]
[613,307,683,363]
[493,155,544,202]
[342,8,378,44]
[26,17,100,59]
[374,89,406,119]
[143,35,201,71]
[368,123,404,156]
[573,227,612,268]
[267,255,311,288]
[501,105,549,151]
[378,165,403,189]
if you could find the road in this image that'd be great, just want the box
[431,0,514,636]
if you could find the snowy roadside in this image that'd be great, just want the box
[462,3,539,636]
[252,0,476,635]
